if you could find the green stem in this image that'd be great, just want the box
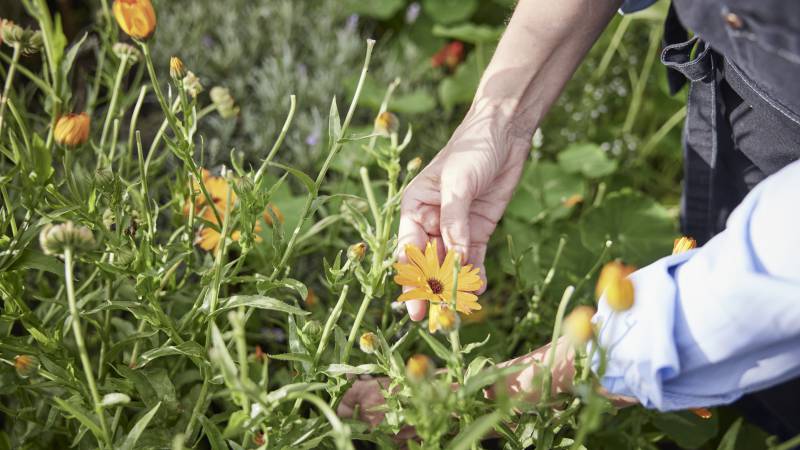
[99,54,129,162]
[313,284,350,369]
[0,43,21,136]
[541,285,575,405]
[342,291,373,364]
[140,43,182,138]
[254,95,297,185]
[64,247,112,448]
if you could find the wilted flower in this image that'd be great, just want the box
[183,71,203,98]
[112,0,157,40]
[596,260,635,311]
[406,354,433,381]
[14,355,39,378]
[40,221,95,256]
[305,288,317,308]
[672,236,697,255]
[112,42,141,64]
[374,111,399,136]
[1,22,43,55]
[54,113,91,147]
[406,157,422,173]
[564,306,596,345]
[429,304,459,334]
[210,86,240,119]
[431,41,464,70]
[169,56,186,80]
[348,242,367,263]
[359,332,378,354]
[393,242,483,315]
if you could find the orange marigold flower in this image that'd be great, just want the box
[393,242,483,321]
[113,0,156,40]
[431,41,464,70]
[596,260,636,311]
[54,113,90,147]
[672,236,697,255]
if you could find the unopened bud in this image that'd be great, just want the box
[406,354,433,381]
[14,355,39,378]
[672,236,697,255]
[596,260,635,311]
[359,332,378,354]
[39,221,95,256]
[302,320,322,342]
[429,305,459,334]
[170,56,186,80]
[348,242,367,263]
[406,157,422,172]
[564,305,596,345]
[54,113,91,148]
[374,111,399,136]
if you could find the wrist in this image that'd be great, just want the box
[462,97,535,156]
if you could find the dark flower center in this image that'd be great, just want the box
[427,278,444,295]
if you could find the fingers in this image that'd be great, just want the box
[439,169,473,260]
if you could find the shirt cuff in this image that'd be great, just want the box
[619,0,658,14]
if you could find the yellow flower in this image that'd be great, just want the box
[359,332,378,354]
[169,56,185,80]
[112,0,157,40]
[348,242,367,263]
[428,303,459,334]
[672,236,697,255]
[564,306,596,344]
[393,242,483,316]
[374,111,399,136]
[54,113,90,147]
[406,354,433,381]
[596,260,636,311]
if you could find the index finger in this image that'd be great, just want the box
[396,210,430,322]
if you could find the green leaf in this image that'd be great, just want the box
[328,96,342,144]
[323,364,378,377]
[344,0,405,19]
[269,352,313,364]
[423,0,478,24]
[214,295,309,317]
[651,410,719,449]
[462,363,525,397]
[557,143,618,178]
[432,23,503,43]
[119,402,161,450]
[267,162,316,195]
[580,190,676,266]
[438,52,481,110]
[717,418,743,450]
[417,329,454,363]
[265,382,326,404]
[444,410,502,450]
[52,397,103,442]
[198,415,228,450]
[100,393,131,408]
[506,162,585,222]
[62,32,88,76]
[138,341,207,367]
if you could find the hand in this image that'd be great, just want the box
[337,378,417,440]
[398,103,531,320]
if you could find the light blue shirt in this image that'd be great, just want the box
[593,159,800,410]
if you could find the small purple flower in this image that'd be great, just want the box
[345,14,359,33]
[405,2,421,24]
[305,129,320,146]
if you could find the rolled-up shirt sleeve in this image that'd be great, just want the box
[620,0,658,14]
[593,159,800,411]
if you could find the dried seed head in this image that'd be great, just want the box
[112,42,141,64]
[210,86,239,119]
[39,221,95,256]
[359,332,378,354]
[182,71,203,98]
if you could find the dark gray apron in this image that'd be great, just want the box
[663,0,800,441]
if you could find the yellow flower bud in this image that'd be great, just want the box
[429,304,459,334]
[348,242,367,263]
[39,221,95,256]
[112,0,157,40]
[359,332,378,354]
[54,113,91,148]
[374,111,399,136]
[564,306,596,345]
[406,354,433,381]
[14,355,39,378]
[672,236,697,255]
[596,261,635,311]
[170,56,186,80]
[406,157,422,173]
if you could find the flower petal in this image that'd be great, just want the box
[405,244,428,273]
[398,288,434,303]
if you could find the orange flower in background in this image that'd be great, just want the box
[113,0,157,40]
[596,260,636,311]
[54,113,90,147]
[672,236,697,255]
[690,408,713,419]
[431,41,464,70]
[393,242,483,331]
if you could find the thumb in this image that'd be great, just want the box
[439,171,473,259]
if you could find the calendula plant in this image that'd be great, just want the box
[1,1,790,450]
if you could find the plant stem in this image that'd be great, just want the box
[99,53,129,163]
[342,291,373,364]
[254,95,297,185]
[64,247,111,448]
[541,285,575,405]
[0,43,21,136]
[313,284,350,369]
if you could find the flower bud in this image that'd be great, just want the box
[672,236,697,255]
[112,42,141,64]
[406,157,422,173]
[302,320,322,343]
[95,167,115,191]
[2,23,42,55]
[113,0,157,40]
[54,113,91,148]
[14,354,39,378]
[348,242,367,263]
[374,111,399,137]
[564,305,596,345]
[429,305,459,334]
[210,86,240,119]
[305,288,317,308]
[596,260,635,311]
[169,56,186,80]
[183,71,203,98]
[39,221,95,256]
[359,332,378,354]
[406,354,433,381]
[0,19,12,46]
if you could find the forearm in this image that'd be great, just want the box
[469,0,622,143]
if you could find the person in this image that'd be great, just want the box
[338,0,800,442]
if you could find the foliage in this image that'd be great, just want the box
[0,1,792,449]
